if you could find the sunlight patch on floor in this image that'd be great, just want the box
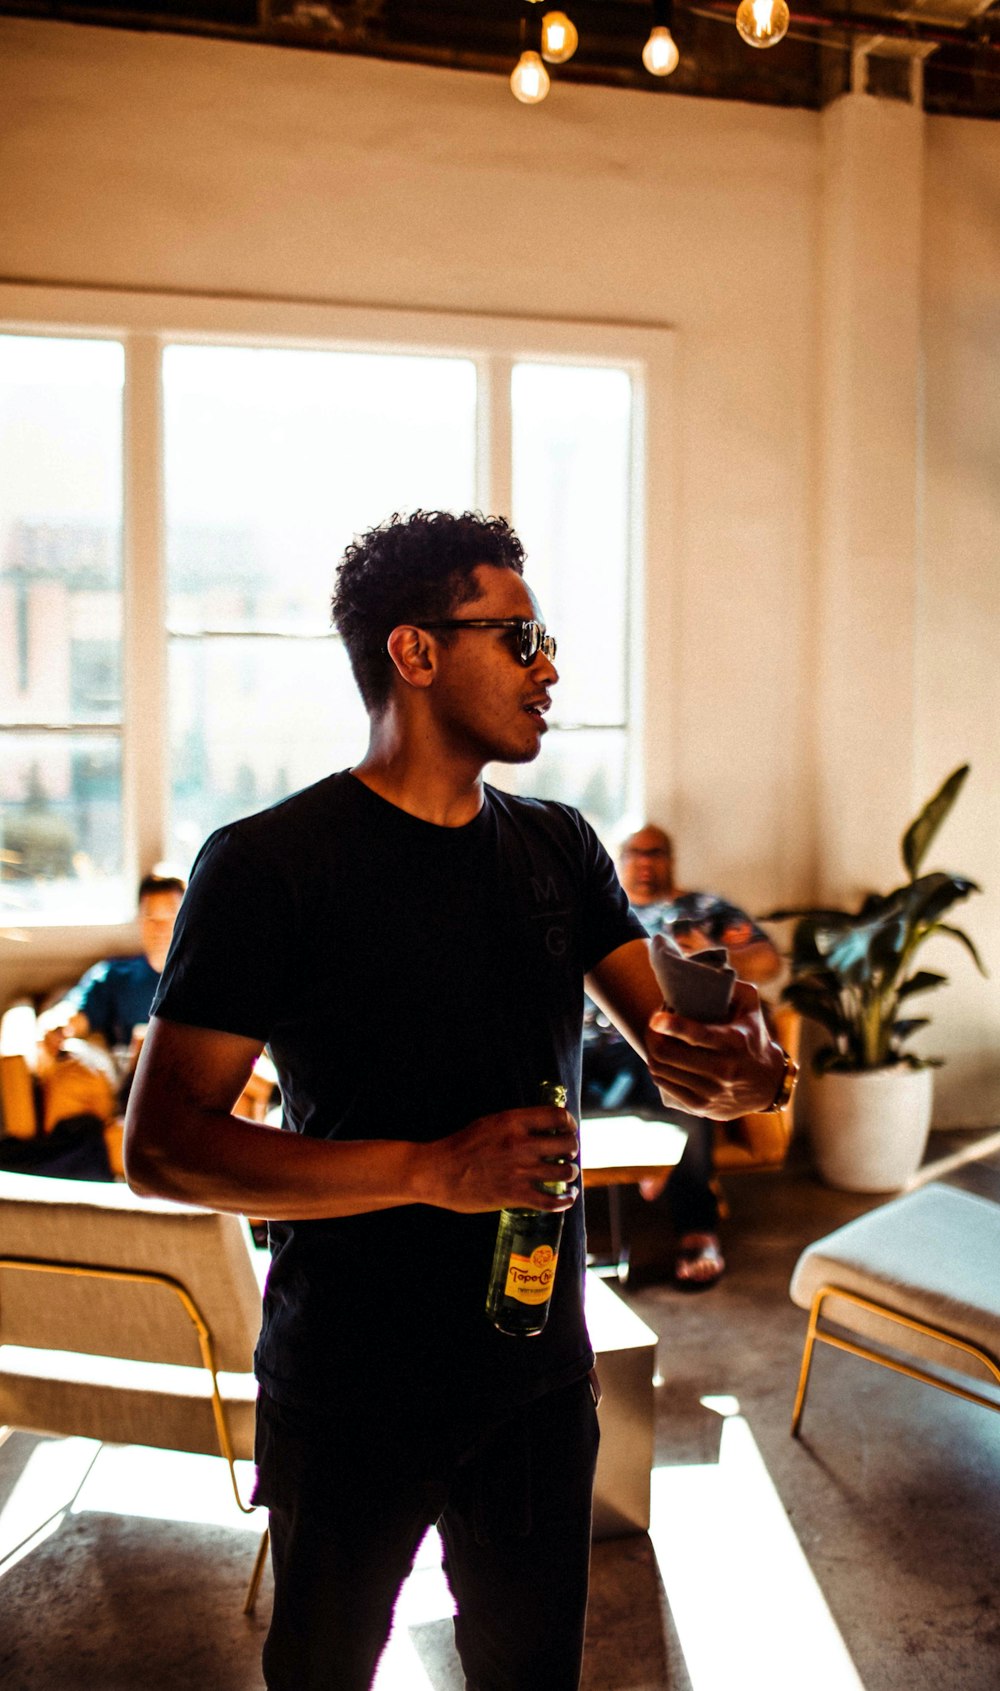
[372,1528,457,1691]
[0,1434,261,1562]
[649,1400,865,1691]
[69,1443,262,1530]
[0,1435,99,1572]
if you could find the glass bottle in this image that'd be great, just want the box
[486,1080,569,1337]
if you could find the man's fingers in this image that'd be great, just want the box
[653,1079,710,1112]
[649,977,762,1045]
[648,1039,744,1088]
[527,1106,578,1134]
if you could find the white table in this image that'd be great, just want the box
[581,1114,689,1282]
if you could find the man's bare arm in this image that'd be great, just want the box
[36,1002,91,1060]
[586,938,784,1120]
[124,1015,579,1220]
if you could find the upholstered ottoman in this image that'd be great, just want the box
[788,1181,1000,1435]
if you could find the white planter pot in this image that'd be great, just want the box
[807,1066,934,1193]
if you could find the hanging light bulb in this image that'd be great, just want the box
[642,1,680,77]
[541,10,579,64]
[510,49,551,103]
[735,0,790,48]
[642,25,680,74]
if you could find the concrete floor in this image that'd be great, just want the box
[2,1133,999,1691]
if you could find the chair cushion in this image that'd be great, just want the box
[0,1171,263,1372]
[0,1344,257,1457]
[790,1182,1000,1381]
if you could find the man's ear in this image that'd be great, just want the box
[386,624,436,690]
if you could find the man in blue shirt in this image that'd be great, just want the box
[38,872,186,1122]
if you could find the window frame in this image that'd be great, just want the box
[0,283,676,961]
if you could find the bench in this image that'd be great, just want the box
[789,1180,1000,1436]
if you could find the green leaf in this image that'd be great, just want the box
[785,917,857,973]
[899,871,980,933]
[811,1044,845,1075]
[897,971,948,1000]
[782,981,849,1038]
[889,1016,931,1045]
[858,890,893,919]
[813,901,909,988]
[901,764,969,879]
[936,922,989,977]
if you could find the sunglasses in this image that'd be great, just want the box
[418,618,557,667]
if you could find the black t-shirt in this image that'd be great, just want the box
[153,771,644,1452]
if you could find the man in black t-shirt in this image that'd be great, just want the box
[125,510,788,1691]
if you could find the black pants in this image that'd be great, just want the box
[664,1116,719,1233]
[254,1374,600,1691]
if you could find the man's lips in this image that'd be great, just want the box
[523,696,551,725]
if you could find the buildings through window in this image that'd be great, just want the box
[1,319,646,925]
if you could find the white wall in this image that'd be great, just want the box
[0,20,997,1122]
[918,117,1000,1121]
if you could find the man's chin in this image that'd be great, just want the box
[493,741,543,767]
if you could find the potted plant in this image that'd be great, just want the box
[763,765,986,1192]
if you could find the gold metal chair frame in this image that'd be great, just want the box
[0,1253,269,1614]
[792,1281,1000,1438]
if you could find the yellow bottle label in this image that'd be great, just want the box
[504,1243,559,1306]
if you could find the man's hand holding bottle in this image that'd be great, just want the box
[415,1101,579,1216]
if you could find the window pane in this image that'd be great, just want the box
[511,363,631,731]
[163,346,478,635]
[168,635,367,869]
[0,336,124,728]
[0,731,125,921]
[164,345,478,860]
[487,729,627,840]
[0,336,125,921]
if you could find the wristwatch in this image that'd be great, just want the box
[764,1047,799,1113]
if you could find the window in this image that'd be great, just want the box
[163,344,476,862]
[488,362,633,823]
[0,294,667,930]
[0,335,125,921]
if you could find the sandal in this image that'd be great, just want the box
[673,1231,725,1292]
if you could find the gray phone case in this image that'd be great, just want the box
[649,931,736,1022]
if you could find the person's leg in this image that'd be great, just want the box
[665,1117,718,1231]
[659,1116,724,1285]
[665,1117,724,1287]
[255,1391,443,1691]
[439,1375,600,1691]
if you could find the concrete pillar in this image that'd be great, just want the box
[813,90,924,899]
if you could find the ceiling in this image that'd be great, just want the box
[3,0,1000,118]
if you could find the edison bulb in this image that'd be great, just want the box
[541,11,579,63]
[642,24,680,75]
[735,0,790,48]
[510,49,551,103]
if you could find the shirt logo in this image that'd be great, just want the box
[530,874,568,959]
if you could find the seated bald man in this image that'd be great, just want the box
[584,824,781,1288]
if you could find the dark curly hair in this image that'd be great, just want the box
[331,510,526,712]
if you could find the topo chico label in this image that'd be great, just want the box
[504,1242,559,1306]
